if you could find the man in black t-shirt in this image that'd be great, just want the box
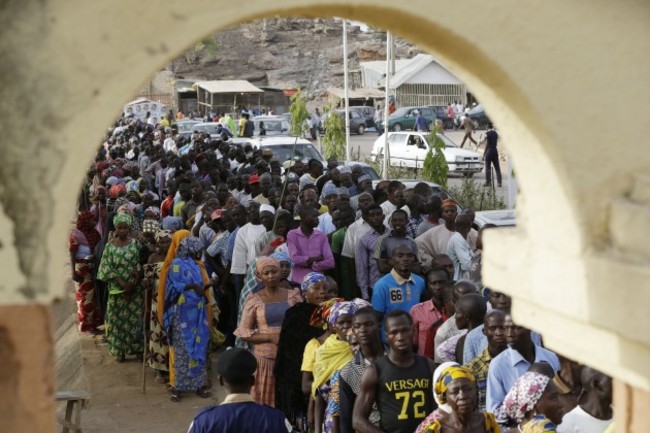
[352,310,436,433]
[483,123,502,187]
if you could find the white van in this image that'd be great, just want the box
[370,132,483,177]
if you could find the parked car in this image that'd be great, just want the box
[370,131,483,176]
[429,105,455,129]
[280,112,320,139]
[319,109,367,135]
[252,116,290,136]
[383,106,436,131]
[341,161,381,180]
[466,104,492,130]
[193,122,231,139]
[473,209,516,229]
[371,179,457,201]
[232,136,327,166]
[349,106,376,128]
[175,119,202,132]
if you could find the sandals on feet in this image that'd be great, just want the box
[170,390,181,402]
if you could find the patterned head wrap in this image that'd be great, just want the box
[301,272,326,296]
[142,219,161,234]
[126,180,139,193]
[155,230,173,243]
[255,256,280,276]
[109,184,126,199]
[327,299,371,327]
[310,297,344,328]
[113,213,133,227]
[499,372,551,424]
[434,365,476,404]
[114,196,129,208]
[433,362,459,407]
[106,176,120,187]
[162,216,184,232]
[117,202,136,215]
[145,206,161,219]
[271,251,292,268]
[176,236,203,258]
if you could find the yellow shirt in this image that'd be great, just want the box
[301,338,322,372]
[173,200,185,217]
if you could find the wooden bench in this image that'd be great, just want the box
[55,390,91,433]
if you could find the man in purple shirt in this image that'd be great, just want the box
[286,204,335,284]
[355,204,387,300]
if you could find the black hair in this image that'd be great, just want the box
[363,203,383,217]
[456,293,487,324]
[353,306,380,322]
[308,159,321,170]
[427,267,450,280]
[391,209,408,220]
[384,309,413,327]
[387,181,404,194]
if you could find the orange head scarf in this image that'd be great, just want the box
[157,230,191,323]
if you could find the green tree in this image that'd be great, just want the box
[322,105,345,159]
[289,88,309,137]
[422,123,449,188]
[448,178,506,211]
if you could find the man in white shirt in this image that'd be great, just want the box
[447,213,473,280]
[230,201,266,278]
[341,192,374,259]
[380,181,405,225]
[317,183,339,235]
[558,367,613,433]
[163,129,178,154]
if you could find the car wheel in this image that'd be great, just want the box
[357,125,365,135]
[393,123,402,132]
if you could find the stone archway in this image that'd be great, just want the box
[0,0,648,431]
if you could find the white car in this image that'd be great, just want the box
[370,132,483,176]
[231,136,327,167]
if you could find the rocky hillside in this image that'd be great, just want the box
[171,18,420,100]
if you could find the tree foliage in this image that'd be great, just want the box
[422,123,449,188]
[322,105,346,159]
[289,88,309,137]
[185,36,219,64]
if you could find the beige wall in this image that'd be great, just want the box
[0,0,648,430]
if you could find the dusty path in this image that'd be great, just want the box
[78,332,227,433]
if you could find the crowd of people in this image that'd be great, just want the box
[70,112,614,432]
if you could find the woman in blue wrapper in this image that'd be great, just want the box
[164,236,212,402]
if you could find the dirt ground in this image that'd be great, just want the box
[76,332,228,433]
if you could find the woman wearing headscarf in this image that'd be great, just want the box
[143,230,172,384]
[313,298,371,433]
[162,216,184,232]
[164,236,212,402]
[275,271,331,429]
[234,257,301,407]
[96,214,144,362]
[417,365,500,433]
[498,371,564,433]
[69,211,102,333]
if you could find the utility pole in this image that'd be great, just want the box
[343,19,351,161]
[382,31,391,180]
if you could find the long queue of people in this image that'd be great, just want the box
[70,114,614,433]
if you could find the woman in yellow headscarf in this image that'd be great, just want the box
[418,365,500,433]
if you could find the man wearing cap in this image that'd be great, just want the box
[253,173,273,205]
[188,348,295,433]
[240,175,260,206]
[317,183,339,235]
[416,198,476,270]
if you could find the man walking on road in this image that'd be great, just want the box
[483,123,502,187]
[413,110,430,132]
[460,113,477,148]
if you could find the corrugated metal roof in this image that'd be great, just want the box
[194,80,264,94]
[360,54,458,89]
[326,87,385,99]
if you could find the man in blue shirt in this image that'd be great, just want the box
[371,244,425,342]
[413,110,430,132]
[188,348,294,433]
[486,314,560,415]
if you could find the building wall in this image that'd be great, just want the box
[0,0,648,431]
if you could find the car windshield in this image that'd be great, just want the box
[260,144,324,163]
[391,108,409,117]
[430,133,458,149]
[362,166,381,180]
[194,124,222,135]
[177,121,200,132]
[255,120,285,133]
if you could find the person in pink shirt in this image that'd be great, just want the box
[286,204,335,284]
[409,267,451,358]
